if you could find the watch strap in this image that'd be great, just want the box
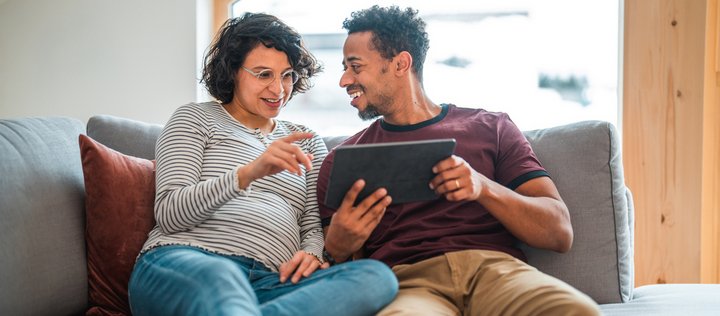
[322,249,337,265]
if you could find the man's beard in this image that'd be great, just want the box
[357,94,391,121]
[358,105,381,121]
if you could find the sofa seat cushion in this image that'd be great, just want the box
[80,134,156,315]
[600,284,720,315]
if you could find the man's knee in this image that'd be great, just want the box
[377,288,458,316]
[540,293,601,316]
[519,287,600,316]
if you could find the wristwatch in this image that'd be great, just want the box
[322,249,337,265]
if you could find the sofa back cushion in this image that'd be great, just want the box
[87,115,163,160]
[321,120,634,304]
[0,117,88,315]
[87,115,633,305]
[521,120,633,304]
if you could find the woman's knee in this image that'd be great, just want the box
[348,259,399,302]
[129,248,259,315]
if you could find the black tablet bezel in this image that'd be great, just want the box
[324,138,456,209]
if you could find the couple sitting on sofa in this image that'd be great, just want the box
[131,5,599,316]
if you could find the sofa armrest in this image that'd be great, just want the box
[0,117,88,315]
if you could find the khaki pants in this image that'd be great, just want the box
[377,249,600,316]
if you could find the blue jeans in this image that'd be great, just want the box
[128,245,398,316]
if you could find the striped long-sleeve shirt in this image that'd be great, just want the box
[139,101,328,272]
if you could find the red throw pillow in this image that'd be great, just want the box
[79,134,156,315]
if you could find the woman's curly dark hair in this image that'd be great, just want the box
[343,5,430,82]
[201,12,322,104]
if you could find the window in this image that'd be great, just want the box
[230,0,620,135]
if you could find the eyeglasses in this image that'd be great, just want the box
[241,66,300,88]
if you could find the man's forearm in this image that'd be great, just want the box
[479,177,573,252]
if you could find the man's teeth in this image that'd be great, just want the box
[350,91,363,99]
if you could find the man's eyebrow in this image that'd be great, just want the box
[342,56,361,66]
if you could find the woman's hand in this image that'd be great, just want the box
[237,132,314,189]
[278,250,329,284]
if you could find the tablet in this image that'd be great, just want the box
[324,138,456,209]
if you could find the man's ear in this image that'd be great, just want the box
[393,51,413,76]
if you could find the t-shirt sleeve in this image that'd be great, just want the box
[494,113,548,190]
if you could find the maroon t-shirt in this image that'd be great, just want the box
[317,104,548,267]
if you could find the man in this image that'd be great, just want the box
[317,5,601,316]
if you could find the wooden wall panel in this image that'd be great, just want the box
[623,0,707,285]
[212,0,233,38]
[701,0,720,283]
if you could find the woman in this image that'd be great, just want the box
[128,13,397,316]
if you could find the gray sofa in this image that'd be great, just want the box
[1,114,719,315]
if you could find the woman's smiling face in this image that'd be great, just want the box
[230,44,295,121]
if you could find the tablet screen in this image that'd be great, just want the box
[324,138,456,209]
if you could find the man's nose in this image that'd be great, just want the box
[339,70,353,88]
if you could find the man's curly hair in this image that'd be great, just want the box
[202,13,322,104]
[343,5,430,82]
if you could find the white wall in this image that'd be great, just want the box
[0,0,204,125]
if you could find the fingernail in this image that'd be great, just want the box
[429,183,434,190]
[432,167,437,173]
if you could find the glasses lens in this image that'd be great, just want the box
[256,69,274,84]
[245,67,299,87]
[281,70,300,86]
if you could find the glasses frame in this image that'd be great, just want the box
[241,66,300,88]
